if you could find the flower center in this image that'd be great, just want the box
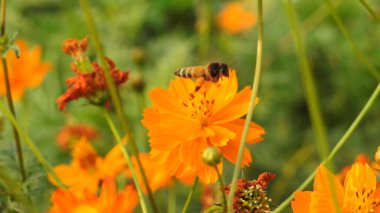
[344,185,380,213]
[183,91,215,126]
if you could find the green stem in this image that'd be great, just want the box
[195,0,211,61]
[283,0,330,163]
[227,0,263,211]
[0,0,25,181]
[79,1,157,212]
[103,110,148,213]
[0,101,66,189]
[273,82,380,212]
[325,0,380,81]
[182,177,199,213]
[283,0,340,211]
[214,166,227,213]
[359,0,380,24]
[279,0,343,46]
[168,180,176,213]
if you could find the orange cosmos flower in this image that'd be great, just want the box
[142,70,265,184]
[0,39,51,100]
[47,177,138,213]
[51,138,126,196]
[125,153,171,193]
[216,2,256,34]
[56,124,99,150]
[291,163,380,213]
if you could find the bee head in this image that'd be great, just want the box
[220,63,229,77]
[208,63,221,78]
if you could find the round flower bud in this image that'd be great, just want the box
[202,147,221,166]
[375,146,380,166]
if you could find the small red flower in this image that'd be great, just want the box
[57,57,128,110]
[62,36,89,59]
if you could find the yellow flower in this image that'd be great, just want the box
[51,138,126,196]
[291,163,380,213]
[47,177,138,213]
[0,39,51,100]
[216,2,256,34]
[142,70,265,184]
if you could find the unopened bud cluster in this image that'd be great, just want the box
[237,184,271,213]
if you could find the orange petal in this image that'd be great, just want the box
[219,140,252,166]
[220,118,265,144]
[208,125,236,146]
[309,165,344,213]
[211,87,254,123]
[292,191,312,213]
[149,88,187,115]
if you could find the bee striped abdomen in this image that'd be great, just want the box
[175,67,203,78]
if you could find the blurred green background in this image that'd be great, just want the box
[1,0,380,212]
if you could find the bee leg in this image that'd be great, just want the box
[194,78,205,92]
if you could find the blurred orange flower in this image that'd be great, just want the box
[56,124,99,150]
[291,163,380,213]
[142,70,265,184]
[47,178,138,213]
[51,138,126,195]
[0,39,51,100]
[125,153,171,193]
[216,2,256,34]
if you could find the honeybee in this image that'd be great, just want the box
[174,62,230,83]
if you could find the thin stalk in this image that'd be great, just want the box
[325,0,380,81]
[168,180,176,213]
[273,82,380,212]
[0,0,25,181]
[182,177,199,213]
[227,0,263,211]
[283,0,339,211]
[0,101,66,189]
[283,0,330,161]
[195,0,211,61]
[359,0,380,24]
[214,165,227,213]
[103,110,148,213]
[79,1,157,212]
[279,0,343,47]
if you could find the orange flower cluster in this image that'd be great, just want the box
[142,70,265,184]
[216,2,256,34]
[0,39,51,100]
[48,178,138,213]
[292,163,380,213]
[51,138,126,195]
[57,37,129,110]
[48,136,172,211]
[56,124,99,150]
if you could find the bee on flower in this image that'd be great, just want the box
[142,68,265,184]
